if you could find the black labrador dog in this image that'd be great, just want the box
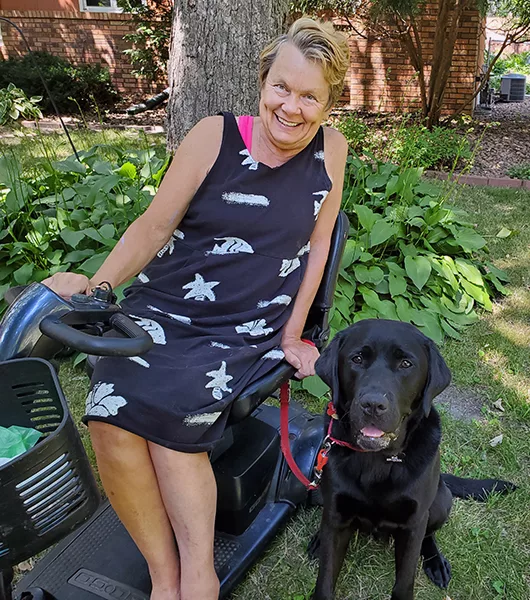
[311,319,514,600]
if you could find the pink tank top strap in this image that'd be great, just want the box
[237,115,253,152]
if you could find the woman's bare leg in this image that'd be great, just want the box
[88,422,181,600]
[148,443,220,600]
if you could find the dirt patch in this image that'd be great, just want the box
[467,97,530,178]
[435,385,486,422]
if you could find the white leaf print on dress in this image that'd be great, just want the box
[257,295,292,308]
[235,319,273,337]
[238,149,259,171]
[313,190,329,220]
[127,355,150,368]
[182,273,220,301]
[129,315,167,344]
[86,382,127,417]
[205,361,233,400]
[173,228,185,239]
[222,191,269,207]
[157,236,174,258]
[279,242,311,277]
[147,304,191,325]
[137,272,149,283]
[206,237,254,255]
[184,412,222,427]
[314,150,325,161]
[262,349,285,360]
[210,341,231,349]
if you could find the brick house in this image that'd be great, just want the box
[339,5,485,116]
[0,0,160,98]
[0,1,485,115]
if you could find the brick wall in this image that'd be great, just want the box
[340,6,484,116]
[0,9,159,98]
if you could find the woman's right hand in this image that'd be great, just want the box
[41,272,92,300]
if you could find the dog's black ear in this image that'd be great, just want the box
[421,338,451,417]
[315,330,345,406]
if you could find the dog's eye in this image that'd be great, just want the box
[352,355,363,364]
[400,359,413,369]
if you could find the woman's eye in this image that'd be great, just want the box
[352,355,363,365]
[305,94,316,101]
[400,359,412,369]
[275,84,286,91]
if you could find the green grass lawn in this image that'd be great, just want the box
[0,127,166,171]
[54,182,529,600]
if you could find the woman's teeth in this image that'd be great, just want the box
[277,115,300,127]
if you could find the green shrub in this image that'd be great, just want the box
[335,114,369,152]
[334,113,471,170]
[507,162,530,180]
[332,154,508,345]
[0,83,43,125]
[0,143,170,311]
[0,52,119,114]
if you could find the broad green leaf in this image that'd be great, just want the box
[389,273,407,297]
[386,261,406,276]
[441,318,462,340]
[359,286,384,311]
[79,251,110,275]
[340,239,360,269]
[63,249,94,263]
[405,255,431,291]
[378,299,398,320]
[13,263,34,285]
[118,161,137,180]
[93,161,114,176]
[60,228,85,249]
[461,279,492,310]
[485,263,509,282]
[335,295,352,319]
[53,158,86,175]
[354,204,378,232]
[451,227,486,251]
[455,259,483,286]
[369,220,396,247]
[354,265,384,285]
[302,375,329,398]
[73,352,88,367]
[99,224,116,240]
[374,278,389,295]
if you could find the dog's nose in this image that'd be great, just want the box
[360,394,389,417]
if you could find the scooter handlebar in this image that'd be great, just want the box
[40,312,153,357]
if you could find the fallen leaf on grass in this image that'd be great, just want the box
[489,434,504,447]
[493,398,505,412]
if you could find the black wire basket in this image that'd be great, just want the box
[0,358,100,571]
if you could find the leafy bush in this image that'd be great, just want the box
[507,162,530,180]
[334,113,471,170]
[330,153,508,346]
[0,83,42,125]
[0,144,170,311]
[0,52,119,114]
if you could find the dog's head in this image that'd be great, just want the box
[316,319,451,452]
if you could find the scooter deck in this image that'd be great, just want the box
[16,498,293,600]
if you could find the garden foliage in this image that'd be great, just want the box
[0,84,43,126]
[0,52,119,115]
[0,144,170,310]
[332,153,508,346]
[335,113,471,169]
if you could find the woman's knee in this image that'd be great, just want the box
[88,421,148,466]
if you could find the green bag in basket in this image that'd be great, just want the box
[0,425,43,467]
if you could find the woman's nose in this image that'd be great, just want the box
[282,94,301,116]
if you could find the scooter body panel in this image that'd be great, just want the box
[15,403,326,599]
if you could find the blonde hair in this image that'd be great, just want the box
[259,17,350,110]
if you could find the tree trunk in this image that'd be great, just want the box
[166,0,289,150]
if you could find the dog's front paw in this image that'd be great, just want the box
[423,552,452,589]
[307,531,321,561]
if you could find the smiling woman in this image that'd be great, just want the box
[41,17,350,600]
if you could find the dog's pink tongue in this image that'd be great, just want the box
[361,426,385,438]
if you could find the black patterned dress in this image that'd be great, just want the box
[84,112,332,452]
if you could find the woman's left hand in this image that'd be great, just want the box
[281,337,320,379]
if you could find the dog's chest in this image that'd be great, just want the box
[334,488,418,529]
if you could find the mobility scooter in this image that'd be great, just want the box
[0,212,349,600]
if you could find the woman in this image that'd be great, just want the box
[43,17,349,600]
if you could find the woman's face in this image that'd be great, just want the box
[259,43,331,153]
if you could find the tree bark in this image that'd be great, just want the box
[166,0,289,150]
